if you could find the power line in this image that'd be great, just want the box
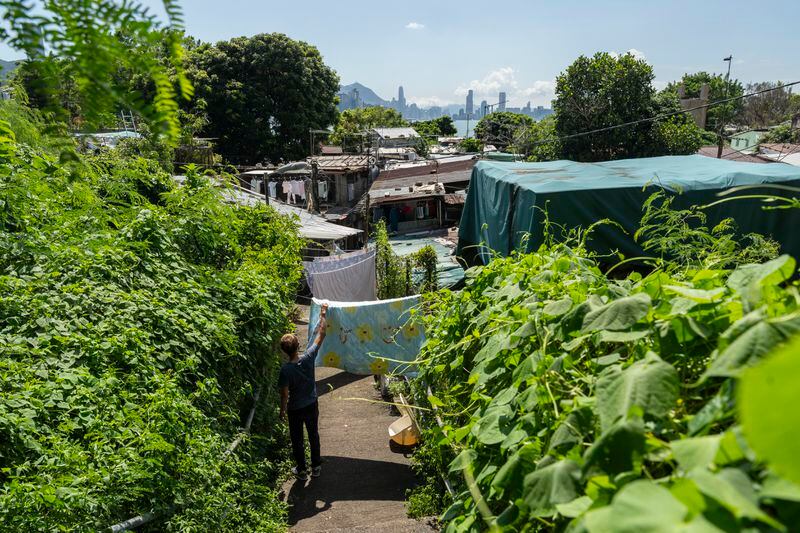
[406,80,800,165]
[526,80,800,148]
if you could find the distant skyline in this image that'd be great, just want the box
[1,0,798,109]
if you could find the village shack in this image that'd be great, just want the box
[368,159,473,233]
[457,155,800,265]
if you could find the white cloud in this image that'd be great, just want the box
[627,48,646,61]
[405,21,425,30]
[407,95,450,108]
[456,67,517,97]
[520,80,556,100]
[455,67,556,107]
[608,48,646,61]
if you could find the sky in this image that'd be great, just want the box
[2,0,798,109]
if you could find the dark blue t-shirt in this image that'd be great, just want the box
[278,341,320,411]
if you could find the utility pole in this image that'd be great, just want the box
[309,160,319,214]
[717,55,733,158]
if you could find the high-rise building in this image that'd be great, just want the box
[480,100,488,117]
[398,86,406,110]
[498,92,507,111]
[466,89,474,116]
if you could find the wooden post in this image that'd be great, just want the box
[310,160,319,214]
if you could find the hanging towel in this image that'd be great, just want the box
[304,249,377,301]
[347,183,355,201]
[318,180,328,200]
[268,181,277,198]
[295,180,306,200]
[309,296,424,376]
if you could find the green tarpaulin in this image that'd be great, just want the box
[457,155,800,265]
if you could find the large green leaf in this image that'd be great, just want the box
[727,254,795,294]
[595,352,679,432]
[583,418,645,475]
[549,406,594,452]
[671,435,722,472]
[581,292,652,332]
[522,459,580,516]
[689,468,784,530]
[704,314,800,379]
[739,334,800,487]
[471,404,514,445]
[448,449,478,473]
[585,480,689,533]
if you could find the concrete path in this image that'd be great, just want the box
[282,306,436,532]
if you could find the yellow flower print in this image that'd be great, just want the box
[389,299,405,312]
[369,358,389,375]
[344,306,357,314]
[322,351,341,368]
[355,324,373,342]
[401,322,421,340]
[325,320,336,335]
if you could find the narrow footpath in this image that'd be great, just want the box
[281,306,436,533]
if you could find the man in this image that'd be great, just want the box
[279,303,328,481]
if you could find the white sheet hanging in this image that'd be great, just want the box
[304,250,377,301]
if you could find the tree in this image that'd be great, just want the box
[474,111,534,150]
[663,71,744,132]
[514,115,561,162]
[459,137,482,153]
[737,82,795,129]
[191,33,340,164]
[554,52,657,161]
[1,0,190,142]
[553,52,704,162]
[761,123,800,144]
[412,116,457,139]
[330,106,406,147]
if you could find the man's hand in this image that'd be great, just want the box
[316,303,329,345]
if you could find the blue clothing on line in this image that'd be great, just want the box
[278,337,320,411]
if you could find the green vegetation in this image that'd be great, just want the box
[0,106,303,530]
[474,112,534,151]
[761,122,800,144]
[473,54,707,163]
[413,116,458,139]
[375,220,438,299]
[555,52,705,162]
[408,199,800,531]
[664,71,744,132]
[459,137,483,153]
[190,33,340,164]
[1,0,191,141]
[331,106,407,149]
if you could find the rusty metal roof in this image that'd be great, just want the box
[313,154,370,173]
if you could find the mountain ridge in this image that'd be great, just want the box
[338,82,390,106]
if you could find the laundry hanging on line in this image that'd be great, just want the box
[303,249,377,301]
[304,248,370,270]
[309,296,425,376]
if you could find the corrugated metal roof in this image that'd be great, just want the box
[314,154,370,172]
[372,127,420,140]
[174,176,362,241]
[697,146,773,164]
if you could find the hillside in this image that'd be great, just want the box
[339,82,389,106]
[0,59,18,81]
